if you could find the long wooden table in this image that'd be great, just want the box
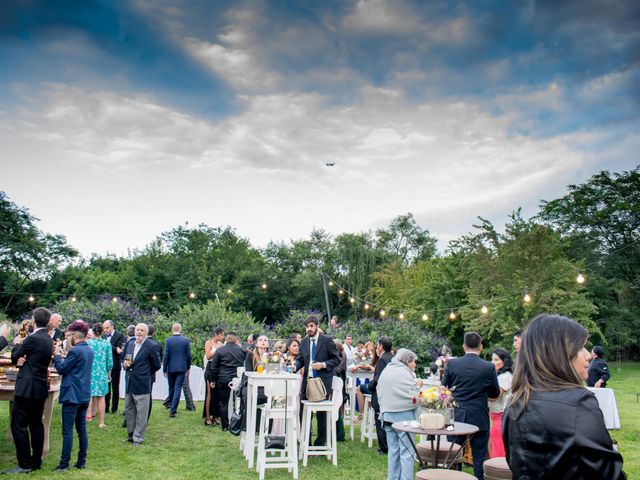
[0,383,61,459]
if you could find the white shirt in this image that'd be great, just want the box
[344,344,356,360]
[133,337,147,361]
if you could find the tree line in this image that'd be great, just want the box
[1,166,638,359]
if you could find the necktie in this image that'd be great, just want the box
[311,339,318,378]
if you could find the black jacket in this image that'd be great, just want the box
[587,357,611,387]
[442,353,500,432]
[295,334,340,399]
[11,329,54,399]
[0,336,7,352]
[123,338,161,395]
[208,342,247,385]
[503,388,625,479]
[369,350,393,411]
[103,331,126,372]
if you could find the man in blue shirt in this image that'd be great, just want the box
[52,320,94,471]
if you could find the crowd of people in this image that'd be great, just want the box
[0,309,626,479]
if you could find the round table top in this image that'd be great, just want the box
[392,420,479,436]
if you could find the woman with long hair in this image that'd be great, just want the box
[86,322,113,428]
[503,314,625,479]
[284,338,300,369]
[488,348,512,458]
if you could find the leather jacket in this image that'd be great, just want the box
[503,387,625,479]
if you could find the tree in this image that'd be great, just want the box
[376,213,437,265]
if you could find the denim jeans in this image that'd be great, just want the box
[380,410,416,480]
[59,403,89,468]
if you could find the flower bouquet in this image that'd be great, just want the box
[414,386,457,427]
[353,349,372,365]
[262,351,283,373]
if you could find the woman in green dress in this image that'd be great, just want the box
[87,322,113,427]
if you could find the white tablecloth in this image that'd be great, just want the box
[587,387,620,429]
[119,366,206,401]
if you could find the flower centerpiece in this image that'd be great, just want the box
[353,349,372,365]
[414,386,457,426]
[262,351,282,373]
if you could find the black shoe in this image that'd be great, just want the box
[376,449,387,455]
[73,464,86,469]
[1,466,32,474]
[124,436,133,443]
[186,406,196,411]
[54,465,69,472]
[162,403,170,409]
[169,413,176,418]
[221,426,229,432]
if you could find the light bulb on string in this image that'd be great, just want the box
[523,292,531,304]
[422,314,429,321]
[112,296,118,303]
[328,281,334,287]
[481,305,488,315]
[71,296,77,303]
[576,273,586,284]
[28,295,34,303]
[189,292,196,300]
[364,303,369,310]
[338,289,344,296]
[151,294,157,302]
[226,288,233,294]
[380,309,386,317]
[349,297,355,304]
[261,283,268,290]
[398,313,405,320]
[449,309,456,320]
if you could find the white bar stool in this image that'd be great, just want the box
[299,377,344,466]
[360,394,376,447]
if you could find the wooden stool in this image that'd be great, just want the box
[483,457,512,480]
[415,469,477,480]
[416,439,462,467]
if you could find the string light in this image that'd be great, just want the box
[226,288,233,294]
[189,292,196,299]
[261,283,268,290]
[363,303,369,310]
[338,289,344,296]
[71,296,77,303]
[380,309,386,317]
[28,295,34,303]
[349,297,355,304]
[449,309,456,320]
[111,296,118,303]
[523,291,531,304]
[422,314,428,321]
[398,313,405,320]
[328,281,334,287]
[151,294,157,301]
[576,273,586,284]
[481,305,488,315]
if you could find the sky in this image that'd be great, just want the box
[1,0,639,257]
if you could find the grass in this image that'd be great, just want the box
[1,362,638,479]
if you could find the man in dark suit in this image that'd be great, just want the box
[49,313,64,343]
[163,323,192,418]
[145,324,162,421]
[208,332,247,431]
[3,307,54,474]
[122,323,161,446]
[102,320,125,414]
[295,315,340,446]
[442,332,500,480]
[368,336,393,455]
[52,320,94,471]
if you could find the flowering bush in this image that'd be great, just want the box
[415,386,457,410]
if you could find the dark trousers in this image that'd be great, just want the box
[216,384,231,428]
[300,390,328,446]
[59,403,89,469]
[182,374,195,410]
[374,408,388,453]
[105,367,121,413]
[167,372,186,415]
[11,395,46,470]
[454,429,489,480]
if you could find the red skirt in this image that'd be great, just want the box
[489,411,506,458]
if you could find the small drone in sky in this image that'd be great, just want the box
[326,162,335,167]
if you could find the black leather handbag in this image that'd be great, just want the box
[263,379,288,450]
[229,390,243,436]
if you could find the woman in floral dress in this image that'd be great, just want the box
[87,322,113,427]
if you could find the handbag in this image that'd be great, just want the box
[264,379,287,450]
[306,377,326,402]
[229,390,242,436]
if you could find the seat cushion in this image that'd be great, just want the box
[416,440,462,465]
[483,457,512,479]
[415,469,477,480]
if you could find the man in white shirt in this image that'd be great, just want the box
[343,335,356,362]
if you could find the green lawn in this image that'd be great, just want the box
[1,363,638,479]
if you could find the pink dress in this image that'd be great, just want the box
[489,371,512,458]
